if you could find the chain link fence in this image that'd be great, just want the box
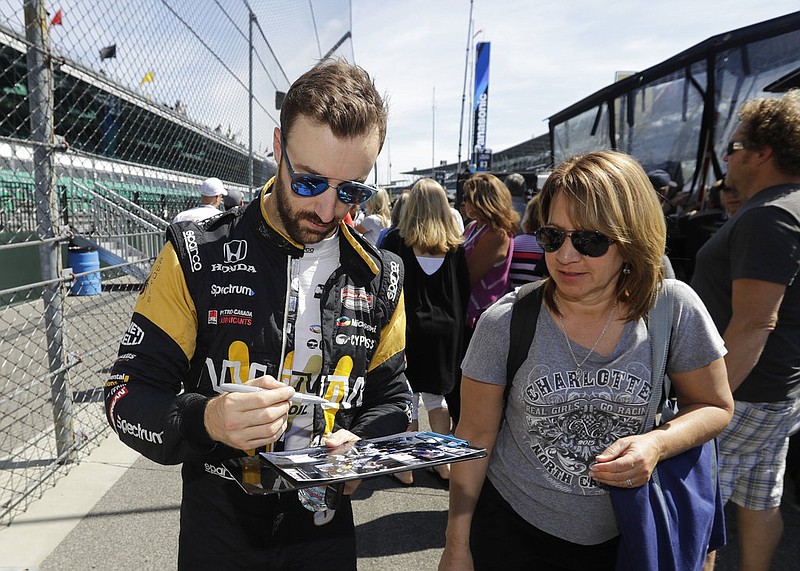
[0,0,353,525]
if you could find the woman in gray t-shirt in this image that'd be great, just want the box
[439,151,733,571]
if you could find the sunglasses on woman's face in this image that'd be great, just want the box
[280,134,377,205]
[535,226,614,257]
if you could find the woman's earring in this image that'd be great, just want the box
[622,263,631,275]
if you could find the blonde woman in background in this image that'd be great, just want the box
[381,178,470,484]
[356,187,391,244]
[375,192,409,248]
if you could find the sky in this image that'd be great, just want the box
[350,0,800,185]
[0,0,797,188]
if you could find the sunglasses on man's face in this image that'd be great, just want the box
[280,134,377,205]
[535,226,614,258]
[726,141,746,155]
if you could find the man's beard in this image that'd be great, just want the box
[273,170,339,244]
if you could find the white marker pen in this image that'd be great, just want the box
[218,382,336,406]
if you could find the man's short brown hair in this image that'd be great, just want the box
[739,89,800,176]
[280,59,388,150]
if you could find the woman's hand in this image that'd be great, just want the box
[588,432,664,488]
[590,358,733,489]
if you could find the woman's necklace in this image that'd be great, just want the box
[554,294,618,378]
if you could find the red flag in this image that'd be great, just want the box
[49,9,63,27]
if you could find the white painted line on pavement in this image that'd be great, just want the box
[0,433,140,568]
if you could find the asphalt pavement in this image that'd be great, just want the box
[0,423,454,570]
[0,433,452,570]
[0,428,798,570]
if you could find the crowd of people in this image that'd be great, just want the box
[106,57,799,570]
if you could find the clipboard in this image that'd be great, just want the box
[222,431,486,495]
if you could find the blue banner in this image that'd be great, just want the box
[472,42,490,168]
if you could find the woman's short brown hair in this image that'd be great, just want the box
[462,173,519,236]
[537,151,666,321]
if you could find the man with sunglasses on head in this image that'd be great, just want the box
[104,59,410,570]
[692,90,800,571]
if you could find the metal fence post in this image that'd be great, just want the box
[248,9,255,190]
[24,0,75,461]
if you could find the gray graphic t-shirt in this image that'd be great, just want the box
[461,280,725,545]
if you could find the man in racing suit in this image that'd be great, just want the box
[104,60,410,570]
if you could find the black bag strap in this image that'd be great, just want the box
[505,281,546,404]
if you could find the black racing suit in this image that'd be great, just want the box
[104,181,411,570]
